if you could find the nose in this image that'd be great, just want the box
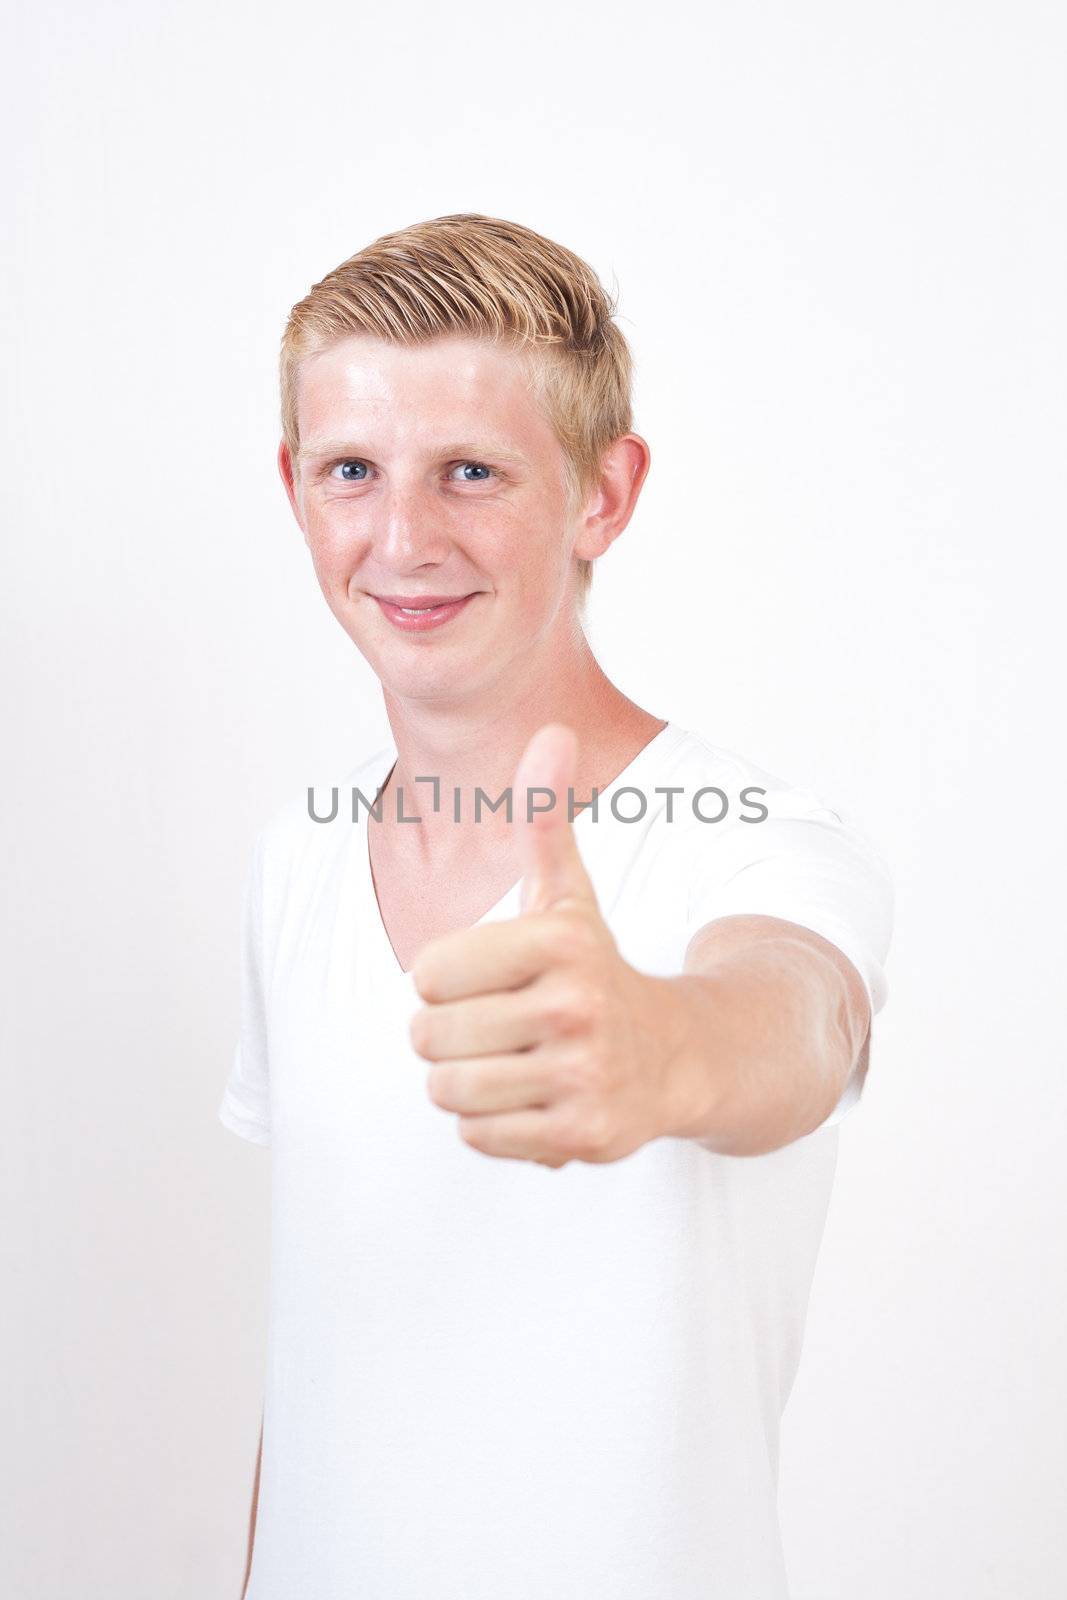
[375,482,452,572]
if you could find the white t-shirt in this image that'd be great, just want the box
[218,721,893,1600]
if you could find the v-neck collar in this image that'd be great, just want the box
[357,721,685,982]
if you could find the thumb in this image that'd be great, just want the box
[514,723,599,916]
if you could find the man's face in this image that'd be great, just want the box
[282,333,588,706]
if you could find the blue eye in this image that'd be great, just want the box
[327,459,494,484]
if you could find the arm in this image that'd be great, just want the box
[241,1415,263,1599]
[657,913,872,1156]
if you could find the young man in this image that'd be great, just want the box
[218,213,893,1600]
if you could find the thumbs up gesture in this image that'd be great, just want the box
[410,724,683,1167]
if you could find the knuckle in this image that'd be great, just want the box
[540,975,597,1036]
[550,1114,583,1159]
[539,1152,570,1170]
[553,1042,605,1099]
[544,910,601,966]
[550,1103,604,1160]
[580,979,610,1026]
[582,1108,614,1156]
[560,1098,614,1160]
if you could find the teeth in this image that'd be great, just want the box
[399,606,435,614]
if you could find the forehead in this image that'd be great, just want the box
[295,333,553,448]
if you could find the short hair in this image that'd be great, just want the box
[279,213,636,608]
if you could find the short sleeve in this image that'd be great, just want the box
[217,831,272,1147]
[685,788,895,1130]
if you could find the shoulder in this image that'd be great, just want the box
[659,724,845,827]
[666,724,894,999]
[661,722,893,892]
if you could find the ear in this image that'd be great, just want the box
[277,440,308,541]
[572,433,652,562]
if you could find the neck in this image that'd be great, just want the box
[377,637,664,843]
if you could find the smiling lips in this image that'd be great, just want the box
[371,593,477,631]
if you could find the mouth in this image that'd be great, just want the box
[369,592,479,632]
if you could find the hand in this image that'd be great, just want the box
[409,724,684,1167]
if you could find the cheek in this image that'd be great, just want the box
[513,518,570,587]
[304,503,371,574]
[484,508,563,576]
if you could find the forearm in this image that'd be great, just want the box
[653,928,868,1156]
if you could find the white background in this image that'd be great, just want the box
[3,2,1065,1595]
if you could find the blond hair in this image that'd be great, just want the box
[279,214,635,607]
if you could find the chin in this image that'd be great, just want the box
[385,641,500,699]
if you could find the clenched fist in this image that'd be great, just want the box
[409,723,686,1168]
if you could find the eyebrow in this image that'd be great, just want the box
[297,439,530,466]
